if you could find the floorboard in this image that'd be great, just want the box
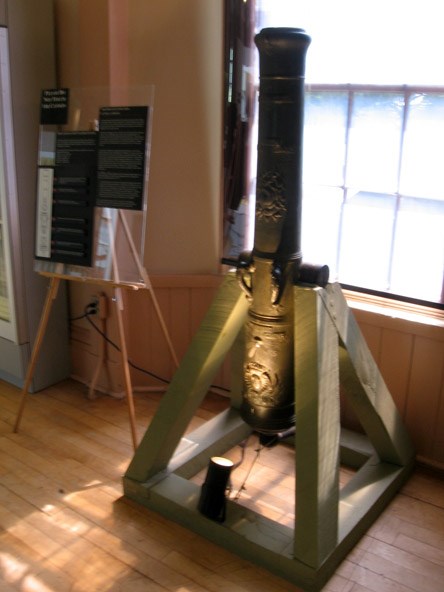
[0,378,442,591]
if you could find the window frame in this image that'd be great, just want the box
[222,3,444,311]
[303,83,444,308]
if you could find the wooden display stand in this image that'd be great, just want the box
[14,208,178,451]
[123,272,415,591]
[14,84,176,450]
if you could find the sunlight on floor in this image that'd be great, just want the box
[0,553,28,584]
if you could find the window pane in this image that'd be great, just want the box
[257,1,444,86]
[390,197,444,301]
[301,185,342,279]
[252,1,444,303]
[400,94,444,200]
[303,91,347,187]
[338,191,396,290]
[346,93,403,193]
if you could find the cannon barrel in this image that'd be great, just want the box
[237,28,312,436]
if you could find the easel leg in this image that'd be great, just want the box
[113,286,138,450]
[14,277,61,433]
[117,210,179,368]
[146,285,179,368]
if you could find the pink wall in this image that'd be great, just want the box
[55,1,444,471]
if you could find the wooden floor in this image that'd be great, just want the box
[0,378,443,592]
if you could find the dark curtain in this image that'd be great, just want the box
[223,0,256,255]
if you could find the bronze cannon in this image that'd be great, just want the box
[236,28,328,441]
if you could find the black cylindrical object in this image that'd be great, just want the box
[237,28,311,435]
[198,456,233,522]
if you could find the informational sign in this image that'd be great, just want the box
[35,131,97,266]
[96,106,149,210]
[40,88,69,125]
[35,167,54,259]
[35,86,153,280]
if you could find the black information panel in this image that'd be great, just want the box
[36,87,153,276]
[40,88,69,125]
[35,132,97,266]
[97,106,148,210]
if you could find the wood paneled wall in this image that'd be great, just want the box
[69,275,230,399]
[69,276,444,470]
[348,300,444,471]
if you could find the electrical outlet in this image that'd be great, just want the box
[86,297,99,316]
[85,292,108,319]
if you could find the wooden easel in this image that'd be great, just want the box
[13,208,179,451]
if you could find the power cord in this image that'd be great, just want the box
[84,309,170,384]
[70,301,231,392]
[232,438,263,501]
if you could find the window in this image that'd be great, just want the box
[303,86,444,303]
[224,0,444,306]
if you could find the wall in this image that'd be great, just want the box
[54,0,224,388]
[127,0,224,274]
[54,0,225,394]
[55,0,223,275]
[349,299,444,471]
[69,275,444,470]
[54,1,444,471]
[0,0,70,390]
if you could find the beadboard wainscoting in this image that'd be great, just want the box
[68,275,444,470]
